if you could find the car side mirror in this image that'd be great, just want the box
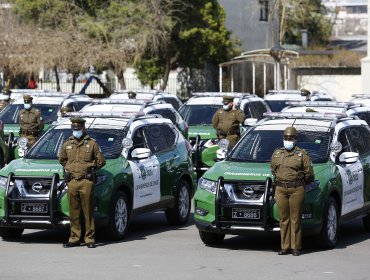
[339,152,359,164]
[131,148,151,160]
[244,118,257,127]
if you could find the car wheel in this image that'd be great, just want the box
[106,191,130,240]
[199,230,225,245]
[362,214,370,232]
[319,197,339,248]
[165,179,191,226]
[0,228,24,240]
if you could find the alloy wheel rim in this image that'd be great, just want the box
[327,204,337,241]
[178,186,190,218]
[115,198,128,234]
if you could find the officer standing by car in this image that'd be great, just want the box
[59,117,106,249]
[212,95,245,149]
[271,126,314,256]
[19,95,44,147]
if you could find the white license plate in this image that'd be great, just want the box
[232,208,260,219]
[21,203,48,213]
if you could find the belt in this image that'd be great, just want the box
[275,180,303,188]
[20,130,38,136]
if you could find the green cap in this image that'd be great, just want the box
[223,95,234,103]
[300,88,311,97]
[128,91,137,99]
[284,126,297,137]
[70,117,86,129]
[23,95,33,103]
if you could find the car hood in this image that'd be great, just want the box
[188,125,217,140]
[203,160,330,182]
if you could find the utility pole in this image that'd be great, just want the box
[361,0,370,92]
[270,0,284,90]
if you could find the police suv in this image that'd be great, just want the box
[264,89,335,112]
[194,111,370,248]
[0,111,196,240]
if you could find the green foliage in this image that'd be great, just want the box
[281,0,332,46]
[134,57,164,89]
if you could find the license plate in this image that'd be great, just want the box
[232,208,260,219]
[21,203,48,213]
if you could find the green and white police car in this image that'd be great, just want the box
[195,111,370,248]
[0,111,196,240]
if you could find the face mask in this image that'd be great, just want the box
[223,104,231,111]
[283,140,295,150]
[73,130,83,139]
[24,104,32,110]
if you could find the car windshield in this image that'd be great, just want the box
[27,128,125,159]
[179,104,221,125]
[0,104,59,124]
[229,129,331,163]
[265,100,291,112]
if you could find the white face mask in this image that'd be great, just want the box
[72,130,83,139]
[283,140,295,150]
[223,104,231,111]
[24,104,32,110]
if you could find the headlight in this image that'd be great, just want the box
[96,175,107,185]
[0,176,8,190]
[198,177,218,194]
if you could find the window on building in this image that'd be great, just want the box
[259,0,269,22]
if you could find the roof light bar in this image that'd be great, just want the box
[192,92,249,98]
[268,90,302,94]
[12,92,68,98]
[0,94,10,101]
[285,101,355,107]
[63,111,145,118]
[92,99,148,105]
[263,111,348,119]
[352,94,370,99]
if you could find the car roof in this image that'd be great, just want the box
[13,95,67,105]
[81,103,143,113]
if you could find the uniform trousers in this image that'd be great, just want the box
[67,178,95,244]
[275,185,305,250]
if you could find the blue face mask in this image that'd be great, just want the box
[72,130,83,139]
[24,104,32,110]
[283,140,295,150]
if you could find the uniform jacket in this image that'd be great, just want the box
[271,145,314,183]
[59,134,106,180]
[19,107,44,133]
[212,108,245,135]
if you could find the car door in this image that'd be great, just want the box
[128,126,161,210]
[144,123,178,199]
[336,126,365,215]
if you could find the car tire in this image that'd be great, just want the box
[106,191,130,240]
[199,230,225,245]
[0,228,24,240]
[362,214,370,232]
[319,197,339,248]
[165,179,191,226]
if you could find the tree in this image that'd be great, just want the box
[275,0,332,47]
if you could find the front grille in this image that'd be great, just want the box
[223,182,266,202]
[14,178,53,198]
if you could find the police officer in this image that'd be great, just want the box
[19,95,44,147]
[59,117,106,248]
[128,91,136,99]
[212,95,245,149]
[271,126,314,256]
[301,88,311,101]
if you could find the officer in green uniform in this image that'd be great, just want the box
[212,95,245,149]
[271,126,314,256]
[59,117,106,248]
[128,91,136,99]
[19,95,44,147]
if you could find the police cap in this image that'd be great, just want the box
[23,95,33,103]
[128,91,137,99]
[223,95,234,104]
[70,117,86,129]
[284,126,297,137]
[60,106,73,114]
[300,88,311,97]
